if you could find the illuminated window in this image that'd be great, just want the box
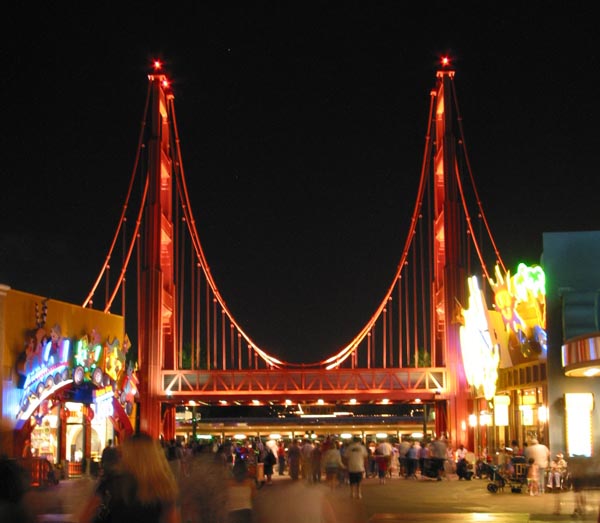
[565,393,593,457]
[494,395,510,427]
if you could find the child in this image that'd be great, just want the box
[527,457,539,496]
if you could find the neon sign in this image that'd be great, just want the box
[489,263,547,357]
[460,276,500,400]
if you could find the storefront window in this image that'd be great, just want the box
[30,405,58,462]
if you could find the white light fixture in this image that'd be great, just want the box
[584,367,600,377]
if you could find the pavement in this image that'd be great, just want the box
[24,470,600,523]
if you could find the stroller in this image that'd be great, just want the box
[484,456,528,493]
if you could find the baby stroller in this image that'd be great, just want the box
[484,456,527,493]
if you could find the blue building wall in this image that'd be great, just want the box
[543,231,600,455]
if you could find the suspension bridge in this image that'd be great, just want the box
[82,59,508,445]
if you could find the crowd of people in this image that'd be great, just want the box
[0,430,582,523]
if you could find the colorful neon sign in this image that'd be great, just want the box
[489,263,547,357]
[460,276,501,400]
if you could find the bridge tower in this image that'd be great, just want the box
[432,68,470,444]
[137,73,177,438]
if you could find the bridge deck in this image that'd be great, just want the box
[160,367,447,401]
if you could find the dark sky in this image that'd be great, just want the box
[1,3,598,363]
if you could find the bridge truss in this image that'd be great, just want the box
[84,60,505,444]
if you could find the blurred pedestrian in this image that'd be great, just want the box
[287,440,301,480]
[406,441,419,479]
[524,438,550,493]
[301,439,314,482]
[430,436,447,481]
[276,441,286,476]
[322,440,345,490]
[527,457,539,496]
[226,458,256,523]
[100,438,120,477]
[311,442,322,483]
[0,457,34,523]
[346,437,368,499]
[179,446,229,523]
[263,445,277,485]
[166,439,185,480]
[78,432,180,523]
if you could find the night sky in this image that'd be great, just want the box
[2,3,598,363]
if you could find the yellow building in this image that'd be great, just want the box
[0,284,132,473]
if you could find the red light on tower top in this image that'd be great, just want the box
[441,56,451,67]
[153,60,163,71]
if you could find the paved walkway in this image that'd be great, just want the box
[253,473,600,523]
[26,470,600,522]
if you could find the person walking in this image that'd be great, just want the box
[262,445,277,485]
[322,440,345,490]
[100,438,120,477]
[287,440,301,480]
[430,437,447,481]
[277,441,286,476]
[376,438,392,480]
[525,438,550,493]
[300,439,314,482]
[346,437,368,499]
[406,441,419,479]
[78,432,180,523]
[311,441,322,483]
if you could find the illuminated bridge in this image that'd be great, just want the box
[83,60,516,444]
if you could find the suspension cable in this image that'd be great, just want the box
[322,88,438,369]
[450,77,506,273]
[454,157,491,282]
[103,175,149,312]
[168,97,285,368]
[83,83,152,308]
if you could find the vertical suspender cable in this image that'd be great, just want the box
[388,297,393,367]
[221,309,226,370]
[412,243,418,366]
[404,269,410,366]
[398,278,402,367]
[213,298,217,369]
[196,263,201,370]
[383,307,387,368]
[179,221,186,368]
[419,217,428,357]
[206,286,210,370]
